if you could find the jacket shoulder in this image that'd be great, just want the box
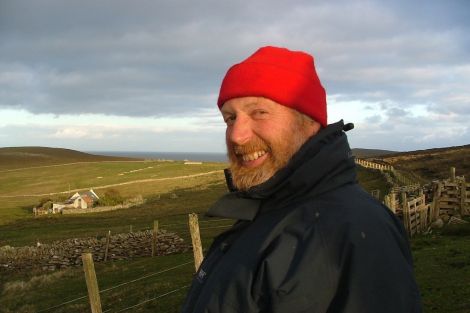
[252,184,420,312]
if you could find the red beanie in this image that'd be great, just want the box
[217,46,327,127]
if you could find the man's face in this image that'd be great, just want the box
[221,97,320,191]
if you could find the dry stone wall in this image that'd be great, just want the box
[0,230,189,271]
[61,202,139,214]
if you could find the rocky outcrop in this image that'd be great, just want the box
[0,230,189,271]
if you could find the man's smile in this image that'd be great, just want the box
[238,151,269,168]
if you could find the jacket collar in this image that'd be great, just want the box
[207,120,356,221]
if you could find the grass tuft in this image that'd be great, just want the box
[2,270,72,294]
[441,223,470,236]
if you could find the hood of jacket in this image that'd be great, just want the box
[208,120,357,221]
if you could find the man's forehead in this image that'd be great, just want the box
[221,97,277,112]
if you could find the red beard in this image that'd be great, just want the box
[227,122,311,191]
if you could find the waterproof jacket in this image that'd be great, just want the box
[181,120,422,313]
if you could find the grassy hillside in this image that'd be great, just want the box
[0,181,228,247]
[0,155,227,225]
[369,144,470,182]
[0,161,225,197]
[356,166,390,200]
[0,146,138,170]
[352,148,398,158]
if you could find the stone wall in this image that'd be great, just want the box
[0,230,189,271]
[61,202,139,214]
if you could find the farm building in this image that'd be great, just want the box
[34,189,100,216]
[33,201,63,215]
[64,189,100,209]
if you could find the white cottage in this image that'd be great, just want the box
[65,189,100,209]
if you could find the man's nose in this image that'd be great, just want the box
[227,116,252,146]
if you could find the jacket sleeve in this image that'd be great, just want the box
[252,214,421,313]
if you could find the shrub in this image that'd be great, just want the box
[42,201,53,210]
[37,198,52,207]
[96,188,124,206]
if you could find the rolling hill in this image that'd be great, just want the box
[351,148,398,158]
[364,144,470,181]
[0,146,139,170]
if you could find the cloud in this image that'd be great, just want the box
[51,128,96,139]
[348,100,469,150]
[0,120,226,152]
[0,0,468,150]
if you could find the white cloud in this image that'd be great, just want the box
[51,127,98,139]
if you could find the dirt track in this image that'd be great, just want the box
[0,170,224,198]
[0,160,152,173]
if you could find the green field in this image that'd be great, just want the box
[0,156,231,312]
[0,149,469,313]
[0,160,226,226]
[0,161,225,196]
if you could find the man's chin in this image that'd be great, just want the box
[229,162,277,191]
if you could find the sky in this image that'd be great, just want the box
[1,0,469,153]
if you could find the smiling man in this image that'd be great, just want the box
[223,96,320,191]
[181,46,422,313]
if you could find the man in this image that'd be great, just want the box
[181,46,421,312]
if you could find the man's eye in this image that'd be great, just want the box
[224,116,235,124]
[253,110,268,117]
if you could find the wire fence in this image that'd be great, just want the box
[118,217,232,234]
[35,259,194,313]
[103,285,191,313]
[32,215,233,313]
[36,295,88,313]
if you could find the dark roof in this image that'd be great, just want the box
[81,191,99,200]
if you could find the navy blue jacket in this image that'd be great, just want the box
[182,121,422,312]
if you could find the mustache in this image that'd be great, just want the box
[229,138,270,156]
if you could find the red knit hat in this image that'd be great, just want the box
[217,46,327,127]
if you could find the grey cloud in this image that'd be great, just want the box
[0,0,469,120]
[364,114,382,124]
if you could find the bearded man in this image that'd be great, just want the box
[181,46,422,313]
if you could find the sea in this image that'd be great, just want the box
[89,151,228,163]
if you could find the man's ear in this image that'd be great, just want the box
[307,119,322,137]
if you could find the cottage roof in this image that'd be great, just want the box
[66,189,99,202]
[81,190,99,200]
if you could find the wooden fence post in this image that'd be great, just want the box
[384,194,391,209]
[104,230,111,262]
[432,182,442,220]
[450,167,456,182]
[460,178,467,216]
[420,194,428,233]
[152,220,159,257]
[390,192,396,213]
[401,192,407,212]
[188,213,204,271]
[82,253,102,313]
[129,225,133,233]
[401,192,411,236]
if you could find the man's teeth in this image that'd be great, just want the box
[242,151,266,162]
